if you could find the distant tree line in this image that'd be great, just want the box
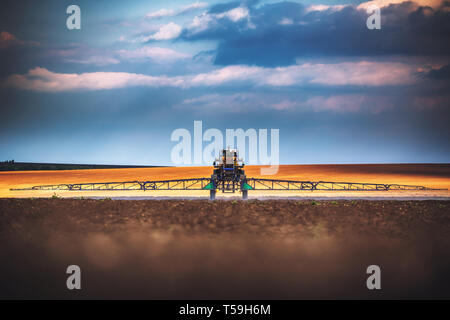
[0,160,163,171]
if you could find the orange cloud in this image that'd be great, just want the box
[358,0,443,10]
[0,31,21,48]
[3,61,427,92]
[0,31,38,49]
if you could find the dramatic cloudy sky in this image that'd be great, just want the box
[0,0,449,165]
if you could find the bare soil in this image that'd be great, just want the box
[0,199,449,299]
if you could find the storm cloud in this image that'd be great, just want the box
[180,1,450,66]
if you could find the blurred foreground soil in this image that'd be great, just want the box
[0,199,449,299]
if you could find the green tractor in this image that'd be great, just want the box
[205,147,252,200]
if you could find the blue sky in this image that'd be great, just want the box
[0,0,449,165]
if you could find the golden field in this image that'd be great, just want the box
[1,164,449,198]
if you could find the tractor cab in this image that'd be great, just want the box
[209,147,249,198]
